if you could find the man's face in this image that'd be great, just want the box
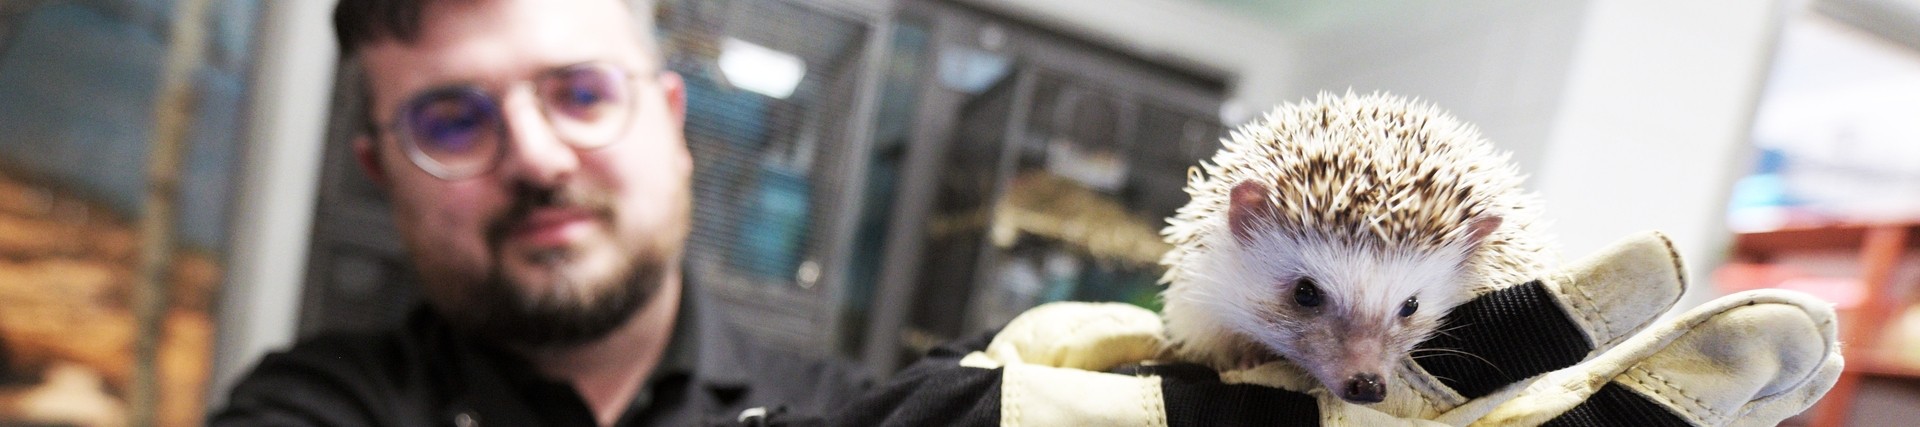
[354,0,691,347]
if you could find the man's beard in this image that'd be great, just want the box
[464,249,662,349]
[442,181,668,349]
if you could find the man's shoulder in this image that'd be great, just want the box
[673,286,871,413]
[689,316,872,419]
[736,338,871,393]
[208,316,444,427]
[254,327,429,384]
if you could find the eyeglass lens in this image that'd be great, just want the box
[399,63,637,179]
[539,64,633,147]
[405,88,504,177]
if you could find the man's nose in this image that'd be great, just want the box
[494,91,580,185]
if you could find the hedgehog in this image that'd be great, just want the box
[1158,92,1553,404]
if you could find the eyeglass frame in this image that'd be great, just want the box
[364,61,661,180]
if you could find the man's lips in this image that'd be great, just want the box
[504,208,599,247]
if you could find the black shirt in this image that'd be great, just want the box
[210,284,868,426]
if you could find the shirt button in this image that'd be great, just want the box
[738,407,767,427]
[453,411,479,427]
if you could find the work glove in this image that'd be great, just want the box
[835,231,1843,426]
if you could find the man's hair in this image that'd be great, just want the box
[332,0,424,58]
[333,0,660,58]
[333,0,661,134]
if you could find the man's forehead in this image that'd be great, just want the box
[357,0,644,101]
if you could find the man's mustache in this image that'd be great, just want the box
[483,182,617,250]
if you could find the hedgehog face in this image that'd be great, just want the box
[1185,180,1495,404]
[1230,228,1476,404]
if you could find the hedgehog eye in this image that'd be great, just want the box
[1399,296,1419,318]
[1292,278,1324,308]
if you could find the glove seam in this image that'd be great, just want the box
[1143,376,1167,427]
[1632,295,1828,426]
[1630,358,1721,424]
[1400,360,1459,414]
[1003,367,1023,427]
[1658,294,1835,425]
[1561,271,1612,348]
[1320,395,1346,425]
[1654,232,1687,293]
[1732,300,1842,421]
[1613,296,1795,426]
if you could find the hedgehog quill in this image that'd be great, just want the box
[1158,92,1553,404]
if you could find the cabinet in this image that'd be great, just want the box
[1724,222,1920,426]
[853,0,1227,375]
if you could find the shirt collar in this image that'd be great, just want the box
[678,270,751,389]
[647,283,701,383]
[628,267,752,418]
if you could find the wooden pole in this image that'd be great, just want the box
[1812,224,1912,427]
[132,0,212,425]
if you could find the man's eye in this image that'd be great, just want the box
[561,85,605,107]
[409,91,498,154]
[545,69,620,120]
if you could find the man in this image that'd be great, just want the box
[212,0,864,425]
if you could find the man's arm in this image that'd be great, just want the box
[208,335,414,427]
[829,331,1000,427]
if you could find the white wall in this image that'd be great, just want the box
[1254,0,1783,309]
[206,0,335,410]
[1535,0,1784,310]
[1751,10,1920,224]
[1256,1,1588,182]
[967,0,1787,310]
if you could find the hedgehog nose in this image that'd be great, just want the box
[1343,373,1386,403]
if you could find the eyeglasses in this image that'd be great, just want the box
[378,62,647,180]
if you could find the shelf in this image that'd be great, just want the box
[1732,221,1920,260]
[1846,354,1920,380]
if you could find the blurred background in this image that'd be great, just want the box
[0,0,1915,425]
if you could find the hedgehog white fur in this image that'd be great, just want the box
[1158,92,1553,404]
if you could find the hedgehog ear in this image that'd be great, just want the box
[1463,214,1502,248]
[1228,180,1279,244]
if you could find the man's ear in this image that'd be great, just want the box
[658,70,687,126]
[353,135,389,187]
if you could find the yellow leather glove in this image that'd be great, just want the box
[926,232,1840,426]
